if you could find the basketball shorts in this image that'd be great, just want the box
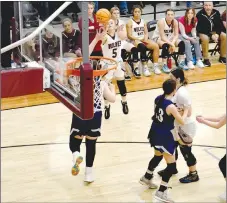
[148,123,177,155]
[174,117,197,145]
[70,111,102,137]
[105,58,125,80]
[122,40,135,52]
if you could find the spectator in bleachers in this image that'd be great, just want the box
[178,8,205,69]
[221,10,226,31]
[62,18,82,58]
[196,2,226,66]
[78,2,102,56]
[126,5,161,76]
[42,29,58,59]
[111,6,140,79]
[152,9,188,72]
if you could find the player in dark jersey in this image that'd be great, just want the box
[69,30,116,183]
[139,79,185,202]
[196,113,226,202]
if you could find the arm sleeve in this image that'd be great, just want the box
[179,22,189,39]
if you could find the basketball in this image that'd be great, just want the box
[96,8,111,24]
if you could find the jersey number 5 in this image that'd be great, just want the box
[112,48,117,58]
[156,108,164,122]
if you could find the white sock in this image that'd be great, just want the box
[72,151,80,163]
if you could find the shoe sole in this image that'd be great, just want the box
[71,156,83,176]
[154,195,172,203]
[179,177,199,184]
[139,180,158,189]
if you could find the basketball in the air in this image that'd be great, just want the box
[96,8,111,24]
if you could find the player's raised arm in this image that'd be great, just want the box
[89,28,107,55]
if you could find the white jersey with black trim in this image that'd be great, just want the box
[101,34,123,61]
[130,18,145,41]
[172,86,197,139]
[152,18,174,41]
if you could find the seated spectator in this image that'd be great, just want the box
[196,2,226,66]
[78,2,102,57]
[126,5,160,76]
[178,8,205,69]
[42,29,59,59]
[221,10,226,31]
[152,9,188,72]
[62,18,82,58]
[111,6,140,79]
[22,32,40,61]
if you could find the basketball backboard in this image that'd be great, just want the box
[18,2,94,120]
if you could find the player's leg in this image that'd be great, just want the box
[135,40,151,77]
[115,66,129,114]
[154,152,176,202]
[143,39,161,75]
[175,39,188,70]
[122,41,141,78]
[84,111,102,183]
[178,143,199,183]
[156,38,171,73]
[139,149,162,189]
[69,113,85,176]
[218,154,226,202]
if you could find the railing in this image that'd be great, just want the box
[1,1,72,54]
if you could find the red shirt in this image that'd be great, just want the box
[78,14,102,52]
[178,16,197,34]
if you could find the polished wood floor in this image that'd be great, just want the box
[1,63,226,110]
[2,79,226,202]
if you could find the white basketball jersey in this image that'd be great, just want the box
[152,18,174,40]
[116,19,125,27]
[172,86,197,138]
[130,19,145,40]
[101,34,122,60]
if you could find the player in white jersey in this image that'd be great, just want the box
[157,68,199,184]
[69,30,116,183]
[152,9,188,73]
[126,5,161,76]
[110,6,141,79]
[94,19,129,119]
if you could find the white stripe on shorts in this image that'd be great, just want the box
[91,128,100,132]
[155,146,172,155]
[70,128,80,135]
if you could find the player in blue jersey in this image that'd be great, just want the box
[69,29,116,183]
[139,79,186,202]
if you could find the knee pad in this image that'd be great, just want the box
[121,49,128,62]
[178,41,185,55]
[137,43,148,62]
[130,47,139,62]
[117,80,127,96]
[219,155,226,178]
[162,162,177,183]
[180,145,197,167]
[161,43,170,58]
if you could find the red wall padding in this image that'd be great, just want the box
[1,67,44,98]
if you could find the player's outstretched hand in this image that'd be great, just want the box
[196,115,204,123]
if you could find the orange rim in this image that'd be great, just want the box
[66,56,117,77]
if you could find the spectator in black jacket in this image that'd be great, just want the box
[196,2,226,66]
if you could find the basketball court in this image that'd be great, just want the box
[1,2,226,202]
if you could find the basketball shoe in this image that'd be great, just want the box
[71,152,83,176]
[139,175,158,189]
[84,167,94,183]
[179,171,199,183]
[154,189,174,203]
